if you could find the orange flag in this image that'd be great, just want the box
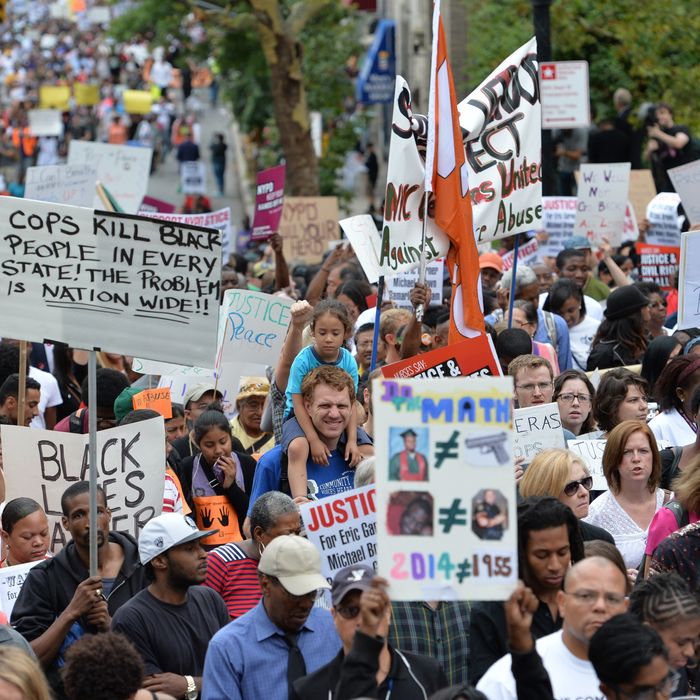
[425,1,484,343]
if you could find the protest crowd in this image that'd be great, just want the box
[2,1,700,700]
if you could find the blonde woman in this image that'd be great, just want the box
[0,646,52,700]
[584,420,666,570]
[520,448,614,543]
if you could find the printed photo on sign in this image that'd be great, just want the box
[388,427,429,481]
[387,492,434,537]
[471,489,509,541]
[464,429,511,467]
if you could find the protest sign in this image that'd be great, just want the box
[629,170,658,224]
[373,376,517,600]
[279,196,340,263]
[678,229,700,331]
[74,82,100,106]
[0,561,40,618]
[133,387,172,418]
[541,196,637,256]
[87,5,110,23]
[219,289,294,368]
[1,418,166,552]
[646,193,683,247]
[512,403,566,462]
[68,141,152,214]
[300,484,377,584]
[381,77,449,275]
[539,61,591,129]
[669,160,700,226]
[142,207,232,261]
[39,85,70,111]
[574,163,631,246]
[140,195,176,214]
[28,109,63,137]
[339,214,382,284]
[386,260,444,308]
[638,243,680,291]
[251,164,285,240]
[458,38,542,243]
[24,163,97,207]
[131,358,215,379]
[568,439,607,490]
[502,238,539,272]
[381,335,501,380]
[0,201,221,367]
[123,90,153,115]
[180,161,207,195]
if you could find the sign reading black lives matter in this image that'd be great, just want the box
[1,418,166,552]
[0,197,220,367]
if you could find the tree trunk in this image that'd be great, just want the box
[250,1,320,196]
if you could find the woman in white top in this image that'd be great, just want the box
[584,420,665,571]
[649,356,700,447]
[543,279,599,371]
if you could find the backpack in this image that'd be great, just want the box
[68,408,86,434]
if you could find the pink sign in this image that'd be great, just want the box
[140,195,176,213]
[251,164,286,240]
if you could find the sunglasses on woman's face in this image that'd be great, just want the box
[563,476,593,497]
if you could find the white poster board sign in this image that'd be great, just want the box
[300,484,377,584]
[68,141,152,214]
[646,193,683,247]
[0,200,221,367]
[387,260,444,309]
[339,214,382,284]
[502,238,539,272]
[669,161,700,226]
[219,289,294,368]
[373,376,517,601]
[25,163,97,207]
[0,561,40,618]
[568,438,607,490]
[458,38,542,243]
[180,161,207,195]
[574,163,631,246]
[539,61,591,129]
[1,419,166,552]
[141,207,232,261]
[513,403,566,462]
[28,109,63,137]
[678,229,700,330]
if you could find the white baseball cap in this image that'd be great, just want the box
[258,535,330,596]
[138,513,217,565]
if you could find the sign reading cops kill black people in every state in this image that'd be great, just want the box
[0,197,220,367]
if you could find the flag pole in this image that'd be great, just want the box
[507,236,521,329]
[369,276,385,372]
[416,0,441,323]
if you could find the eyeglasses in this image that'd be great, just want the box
[611,669,680,700]
[335,604,361,619]
[515,382,553,393]
[562,476,593,496]
[567,589,626,607]
[557,393,592,405]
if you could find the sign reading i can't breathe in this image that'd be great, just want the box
[0,198,221,367]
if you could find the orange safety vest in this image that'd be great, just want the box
[12,127,37,157]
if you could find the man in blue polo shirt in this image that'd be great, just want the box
[247,367,373,514]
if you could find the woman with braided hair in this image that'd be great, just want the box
[629,571,700,695]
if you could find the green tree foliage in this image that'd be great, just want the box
[465,0,700,132]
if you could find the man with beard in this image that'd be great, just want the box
[112,513,230,699]
[12,481,147,699]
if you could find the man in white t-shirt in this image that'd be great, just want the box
[477,556,629,700]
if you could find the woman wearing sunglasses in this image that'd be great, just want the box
[519,449,614,544]
[553,370,596,437]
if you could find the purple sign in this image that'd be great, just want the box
[251,164,286,240]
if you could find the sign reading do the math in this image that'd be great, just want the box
[373,376,517,601]
[0,198,221,367]
[1,418,166,553]
[300,484,377,584]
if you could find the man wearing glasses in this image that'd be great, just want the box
[292,565,445,699]
[477,556,629,699]
[508,355,555,409]
[202,535,340,700]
